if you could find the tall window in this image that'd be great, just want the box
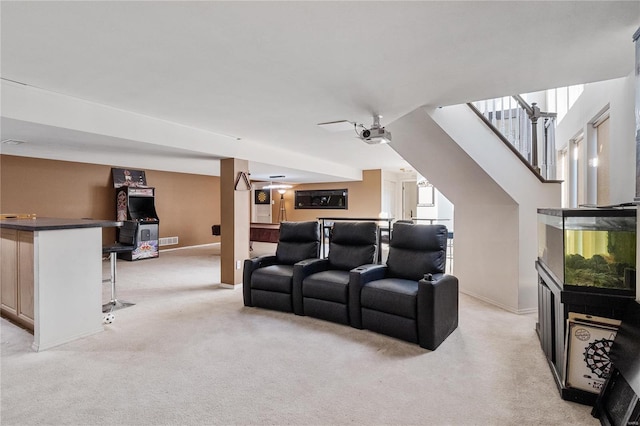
[574,136,586,207]
[559,149,568,207]
[546,85,584,123]
[557,87,568,121]
[566,134,585,208]
[595,115,611,205]
[568,85,584,107]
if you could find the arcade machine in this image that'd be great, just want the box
[112,168,160,261]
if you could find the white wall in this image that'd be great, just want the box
[389,105,560,313]
[415,189,454,232]
[430,105,560,313]
[555,73,636,204]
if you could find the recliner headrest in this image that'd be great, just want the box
[386,222,448,280]
[276,221,321,265]
[279,221,320,243]
[331,222,377,245]
[390,222,447,251]
[327,222,378,271]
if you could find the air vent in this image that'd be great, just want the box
[159,236,178,246]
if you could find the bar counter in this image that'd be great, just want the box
[1,217,120,351]
[0,216,120,230]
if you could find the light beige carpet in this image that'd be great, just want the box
[1,243,596,425]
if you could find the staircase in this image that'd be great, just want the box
[470,95,558,181]
[387,104,560,313]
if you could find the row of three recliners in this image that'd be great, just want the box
[243,220,459,350]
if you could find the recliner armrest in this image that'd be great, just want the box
[292,258,330,315]
[243,255,278,276]
[243,255,278,306]
[295,258,330,276]
[417,274,459,350]
[349,264,388,328]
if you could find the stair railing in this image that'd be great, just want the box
[470,96,558,181]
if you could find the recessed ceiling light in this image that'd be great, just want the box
[1,139,26,145]
[263,184,292,190]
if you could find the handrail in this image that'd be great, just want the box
[509,95,558,177]
[470,94,559,181]
[512,94,534,115]
[467,102,562,184]
[514,94,558,120]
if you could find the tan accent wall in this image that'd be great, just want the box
[273,169,382,222]
[0,155,220,248]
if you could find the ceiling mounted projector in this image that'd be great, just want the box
[359,115,392,144]
[317,114,391,144]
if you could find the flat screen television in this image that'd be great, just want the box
[295,189,347,209]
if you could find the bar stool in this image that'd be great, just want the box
[102,221,137,313]
[102,244,135,312]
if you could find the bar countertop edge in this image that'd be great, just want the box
[0,217,122,231]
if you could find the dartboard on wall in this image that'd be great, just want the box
[583,338,614,379]
[254,190,271,205]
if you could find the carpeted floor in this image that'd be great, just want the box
[1,243,596,425]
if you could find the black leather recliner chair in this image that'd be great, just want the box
[294,221,378,325]
[243,221,320,314]
[349,222,458,350]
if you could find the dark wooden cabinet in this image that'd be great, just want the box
[536,207,636,405]
[536,260,634,405]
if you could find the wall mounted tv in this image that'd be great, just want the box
[295,189,347,209]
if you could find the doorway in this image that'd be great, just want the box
[402,181,417,220]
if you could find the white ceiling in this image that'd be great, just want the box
[1,1,638,183]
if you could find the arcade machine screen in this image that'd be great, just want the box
[128,197,158,222]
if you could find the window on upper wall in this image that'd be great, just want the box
[595,114,611,205]
[548,91,557,115]
[557,87,568,121]
[546,84,584,123]
[558,149,568,207]
[568,85,584,107]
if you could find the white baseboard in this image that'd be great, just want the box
[220,283,242,289]
[460,289,537,315]
[160,242,220,252]
[32,326,104,352]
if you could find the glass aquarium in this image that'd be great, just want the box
[538,208,637,293]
